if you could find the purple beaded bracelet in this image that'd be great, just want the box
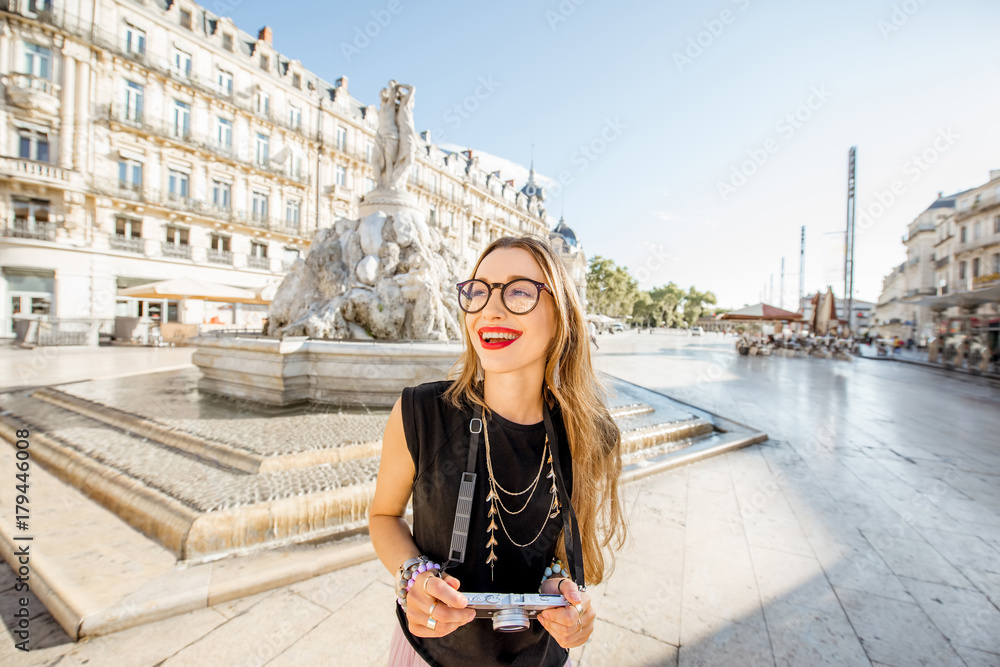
[396,556,442,609]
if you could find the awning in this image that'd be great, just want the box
[118,277,265,304]
[901,283,1000,310]
[720,303,803,321]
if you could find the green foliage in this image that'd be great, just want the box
[586,256,639,319]
[586,256,717,329]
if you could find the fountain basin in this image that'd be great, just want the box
[193,335,463,408]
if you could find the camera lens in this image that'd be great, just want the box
[492,608,530,632]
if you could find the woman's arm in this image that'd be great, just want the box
[368,398,421,574]
[368,397,475,636]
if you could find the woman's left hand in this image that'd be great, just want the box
[537,578,595,649]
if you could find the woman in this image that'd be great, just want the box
[369,235,627,666]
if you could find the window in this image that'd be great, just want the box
[173,49,192,78]
[212,180,231,209]
[125,25,146,56]
[165,225,189,246]
[259,53,270,72]
[215,117,232,149]
[251,241,268,258]
[255,91,270,117]
[252,191,269,220]
[13,198,50,229]
[172,100,191,138]
[366,141,374,164]
[410,165,419,184]
[115,217,142,239]
[429,208,436,225]
[210,234,230,252]
[117,159,142,192]
[222,32,233,51]
[255,133,269,165]
[993,254,1000,275]
[335,126,347,151]
[27,0,53,13]
[334,165,346,187]
[364,177,375,194]
[290,153,304,179]
[180,9,192,30]
[960,226,967,243]
[973,258,981,278]
[18,129,50,162]
[959,261,967,281]
[974,221,983,240]
[430,174,438,194]
[285,199,301,227]
[289,105,301,130]
[125,81,144,121]
[995,216,1000,235]
[23,43,51,79]
[168,169,189,200]
[449,212,455,228]
[217,69,233,97]
[292,73,301,89]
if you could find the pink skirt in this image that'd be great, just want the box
[388,623,573,666]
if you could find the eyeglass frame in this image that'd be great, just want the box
[456,278,554,315]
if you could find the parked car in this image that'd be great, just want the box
[611,323,624,333]
[690,326,704,336]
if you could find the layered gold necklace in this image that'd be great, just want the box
[483,418,561,579]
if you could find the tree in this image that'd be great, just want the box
[682,288,717,327]
[587,256,638,318]
[649,283,686,328]
[631,292,655,327]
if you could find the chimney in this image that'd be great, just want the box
[335,76,348,93]
[937,191,943,198]
[420,130,432,144]
[257,26,273,44]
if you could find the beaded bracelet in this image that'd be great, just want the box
[537,557,566,593]
[396,556,442,609]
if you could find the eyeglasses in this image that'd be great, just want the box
[456,278,552,314]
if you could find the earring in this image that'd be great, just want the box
[551,357,561,390]
[474,356,484,383]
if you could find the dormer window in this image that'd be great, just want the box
[259,54,270,72]
[292,73,301,89]
[180,9,192,31]
[222,32,233,52]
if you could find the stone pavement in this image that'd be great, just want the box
[2,331,999,666]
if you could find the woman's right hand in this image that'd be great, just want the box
[405,571,477,638]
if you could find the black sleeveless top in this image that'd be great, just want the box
[397,381,574,667]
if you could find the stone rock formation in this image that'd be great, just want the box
[266,210,466,341]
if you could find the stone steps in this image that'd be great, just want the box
[0,392,377,561]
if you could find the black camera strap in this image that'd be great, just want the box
[443,401,586,590]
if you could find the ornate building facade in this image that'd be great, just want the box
[1,0,570,340]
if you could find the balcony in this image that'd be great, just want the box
[110,234,144,253]
[935,256,950,269]
[0,156,74,188]
[955,193,1000,222]
[162,243,192,260]
[2,73,60,115]
[247,255,270,270]
[206,249,233,265]
[2,219,57,241]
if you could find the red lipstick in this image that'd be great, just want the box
[478,326,523,350]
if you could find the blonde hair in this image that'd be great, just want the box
[444,235,627,585]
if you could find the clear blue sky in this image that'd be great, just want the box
[227,0,1000,308]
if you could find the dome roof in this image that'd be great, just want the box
[552,217,577,246]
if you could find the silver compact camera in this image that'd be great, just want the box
[464,592,566,632]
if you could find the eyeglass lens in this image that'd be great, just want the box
[459,280,540,314]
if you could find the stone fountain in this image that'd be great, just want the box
[194,81,465,408]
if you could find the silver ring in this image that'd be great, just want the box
[426,601,438,630]
[574,602,584,632]
[423,575,434,595]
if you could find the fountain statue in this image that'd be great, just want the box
[195,80,466,407]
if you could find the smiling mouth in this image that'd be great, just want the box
[479,330,522,345]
